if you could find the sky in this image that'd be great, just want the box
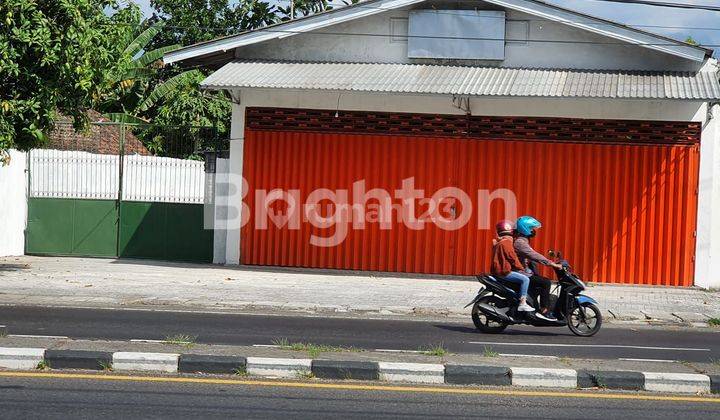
[129,0,720,55]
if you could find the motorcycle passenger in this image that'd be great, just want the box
[491,220,535,312]
[514,216,563,318]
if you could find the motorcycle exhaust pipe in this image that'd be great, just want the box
[477,303,513,323]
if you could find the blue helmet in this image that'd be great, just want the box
[516,216,541,237]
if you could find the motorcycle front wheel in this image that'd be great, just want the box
[471,296,509,334]
[567,302,602,337]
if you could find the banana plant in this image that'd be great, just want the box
[101,20,200,123]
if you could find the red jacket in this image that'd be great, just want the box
[491,236,525,276]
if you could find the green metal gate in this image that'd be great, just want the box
[25,121,219,262]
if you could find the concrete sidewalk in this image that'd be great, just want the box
[0,256,718,325]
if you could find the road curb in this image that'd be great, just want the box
[0,347,44,370]
[0,347,716,395]
[378,362,444,384]
[178,354,246,374]
[710,375,720,394]
[643,372,711,394]
[511,367,577,388]
[312,360,379,380]
[577,369,645,390]
[444,364,511,386]
[113,352,179,373]
[246,357,312,378]
[44,350,112,371]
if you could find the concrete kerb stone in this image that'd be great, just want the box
[511,367,577,388]
[1,346,718,396]
[112,352,179,373]
[378,362,444,384]
[643,372,712,394]
[312,360,379,381]
[178,354,247,374]
[44,350,113,371]
[246,357,312,378]
[0,347,45,370]
[709,375,720,394]
[577,370,644,390]
[444,364,512,386]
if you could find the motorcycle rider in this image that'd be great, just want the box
[514,216,563,318]
[491,220,535,312]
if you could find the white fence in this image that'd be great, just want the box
[0,150,27,256]
[29,149,206,203]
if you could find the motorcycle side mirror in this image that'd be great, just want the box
[548,250,555,257]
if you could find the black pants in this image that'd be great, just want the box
[529,275,552,311]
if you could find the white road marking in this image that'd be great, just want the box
[618,358,678,363]
[129,339,166,344]
[375,349,426,354]
[252,344,281,348]
[7,334,68,339]
[468,341,710,352]
[498,353,559,359]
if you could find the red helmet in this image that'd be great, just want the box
[495,219,514,236]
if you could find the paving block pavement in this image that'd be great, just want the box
[0,256,718,325]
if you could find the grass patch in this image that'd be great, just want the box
[271,338,361,358]
[296,370,315,380]
[98,361,113,371]
[594,374,607,389]
[482,346,499,358]
[233,366,248,376]
[708,318,720,327]
[710,358,720,367]
[36,360,49,370]
[420,343,448,357]
[164,334,197,348]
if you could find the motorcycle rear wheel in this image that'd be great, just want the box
[471,296,509,334]
[567,302,602,337]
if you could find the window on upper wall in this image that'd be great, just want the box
[506,20,530,45]
[407,10,506,60]
[390,17,408,43]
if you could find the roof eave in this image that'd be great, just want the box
[165,0,711,65]
[164,0,423,64]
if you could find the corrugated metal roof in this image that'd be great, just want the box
[202,61,720,100]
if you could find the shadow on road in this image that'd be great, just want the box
[433,324,568,337]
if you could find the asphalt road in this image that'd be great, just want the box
[0,373,718,419]
[1,305,718,362]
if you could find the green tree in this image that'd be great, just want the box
[0,0,138,152]
[148,0,281,49]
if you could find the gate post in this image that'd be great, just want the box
[115,123,126,257]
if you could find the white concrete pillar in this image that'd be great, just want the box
[224,98,246,265]
[695,102,720,289]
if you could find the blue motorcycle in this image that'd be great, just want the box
[465,250,602,337]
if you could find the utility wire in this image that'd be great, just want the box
[103,22,719,48]
[171,26,720,47]
[580,0,720,12]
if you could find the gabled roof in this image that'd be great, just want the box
[164,0,711,65]
[201,61,720,100]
